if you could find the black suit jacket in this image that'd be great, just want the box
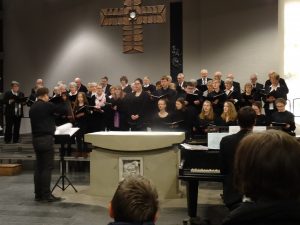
[78,84,88,93]
[232,81,241,94]
[196,78,212,92]
[103,84,112,96]
[265,78,289,94]
[3,90,25,118]
[220,129,251,208]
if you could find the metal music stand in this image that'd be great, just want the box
[52,130,79,193]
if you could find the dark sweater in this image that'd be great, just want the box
[29,99,67,136]
[223,200,300,225]
[108,222,155,225]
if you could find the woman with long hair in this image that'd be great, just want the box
[73,92,90,158]
[110,85,128,131]
[218,101,237,126]
[198,100,217,134]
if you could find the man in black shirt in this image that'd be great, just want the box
[29,87,67,202]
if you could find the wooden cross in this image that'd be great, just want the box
[100,0,166,54]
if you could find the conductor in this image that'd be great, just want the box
[29,87,67,202]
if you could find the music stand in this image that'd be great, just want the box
[52,129,79,193]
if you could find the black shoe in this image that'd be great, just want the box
[34,196,43,202]
[42,195,62,202]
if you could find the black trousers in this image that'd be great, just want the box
[32,135,54,199]
[5,115,21,143]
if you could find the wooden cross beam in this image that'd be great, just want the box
[100,0,166,54]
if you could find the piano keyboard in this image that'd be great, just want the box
[190,168,220,174]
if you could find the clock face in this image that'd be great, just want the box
[129,10,137,20]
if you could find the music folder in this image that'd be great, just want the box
[55,123,79,137]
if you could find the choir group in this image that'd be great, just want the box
[3,69,296,155]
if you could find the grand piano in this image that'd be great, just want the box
[178,144,224,219]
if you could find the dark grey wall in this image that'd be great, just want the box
[3,0,170,93]
[183,0,279,86]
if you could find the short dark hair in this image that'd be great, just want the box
[186,81,195,87]
[275,98,286,106]
[134,78,143,85]
[235,130,300,201]
[120,76,128,83]
[101,76,108,81]
[36,87,49,97]
[111,176,158,223]
[237,106,256,129]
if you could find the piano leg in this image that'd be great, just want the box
[186,180,199,218]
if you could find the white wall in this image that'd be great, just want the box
[183,0,279,87]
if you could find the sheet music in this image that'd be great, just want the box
[180,143,209,151]
[253,126,266,132]
[55,123,79,136]
[207,133,230,149]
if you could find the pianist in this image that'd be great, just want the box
[220,106,256,210]
[223,130,300,225]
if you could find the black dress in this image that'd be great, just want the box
[255,114,267,126]
[110,97,129,131]
[270,111,296,134]
[74,104,90,153]
[151,113,172,131]
[125,91,150,131]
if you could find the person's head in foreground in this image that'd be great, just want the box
[234,130,300,202]
[109,176,159,225]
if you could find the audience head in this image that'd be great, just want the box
[235,130,300,201]
[109,176,159,223]
[252,101,262,115]
[237,106,256,129]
